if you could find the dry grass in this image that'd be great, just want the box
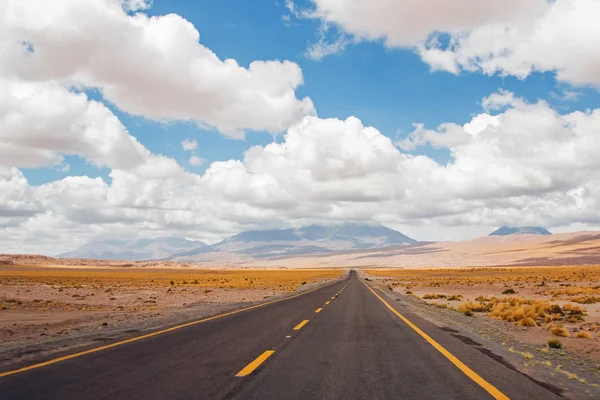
[0,266,343,312]
[366,266,600,288]
[0,266,342,292]
[576,331,593,339]
[422,293,446,300]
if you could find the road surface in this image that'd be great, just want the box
[0,271,561,399]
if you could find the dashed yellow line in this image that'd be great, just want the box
[331,296,335,300]
[293,320,309,331]
[315,307,323,313]
[235,350,275,377]
[0,279,347,378]
[325,301,330,305]
[362,281,509,400]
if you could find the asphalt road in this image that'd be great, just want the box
[0,271,561,400]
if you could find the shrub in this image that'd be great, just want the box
[518,317,538,327]
[502,289,516,295]
[405,290,412,295]
[170,280,175,285]
[550,324,571,337]
[459,301,491,313]
[576,331,593,339]
[463,309,474,317]
[548,339,562,349]
[447,294,463,301]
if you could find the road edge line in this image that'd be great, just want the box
[362,280,509,400]
[0,275,347,378]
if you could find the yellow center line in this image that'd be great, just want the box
[325,301,330,305]
[0,278,348,378]
[293,320,309,331]
[362,281,509,400]
[315,307,323,313]
[235,350,275,377]
[331,296,335,300]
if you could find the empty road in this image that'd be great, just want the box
[0,271,560,399]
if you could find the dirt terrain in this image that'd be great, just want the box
[364,266,600,397]
[0,264,343,369]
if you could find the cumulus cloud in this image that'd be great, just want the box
[300,0,600,87]
[1,0,315,136]
[6,91,600,254]
[0,80,149,169]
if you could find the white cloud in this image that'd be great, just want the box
[1,0,315,136]
[4,87,600,253]
[0,80,149,170]
[181,139,198,151]
[302,0,600,87]
[189,155,205,167]
[307,0,545,47]
[419,0,600,86]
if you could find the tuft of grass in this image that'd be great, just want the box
[575,331,593,339]
[422,293,447,299]
[502,289,516,295]
[463,309,474,317]
[548,339,562,349]
[550,324,571,337]
[518,317,538,327]
[447,294,463,301]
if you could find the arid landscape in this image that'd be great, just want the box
[0,263,343,369]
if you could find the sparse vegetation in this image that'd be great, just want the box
[576,331,593,339]
[548,339,562,349]
[502,288,516,295]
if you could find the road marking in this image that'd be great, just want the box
[325,301,330,305]
[363,282,509,400]
[293,320,309,330]
[315,307,323,313]
[0,280,346,378]
[235,350,275,377]
[331,296,335,300]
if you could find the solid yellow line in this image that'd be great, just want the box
[0,280,345,378]
[293,320,309,331]
[362,281,509,400]
[315,307,323,313]
[325,301,330,305]
[235,350,275,377]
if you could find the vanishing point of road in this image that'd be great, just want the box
[0,271,561,400]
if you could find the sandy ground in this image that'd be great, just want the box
[0,265,343,370]
[363,267,600,398]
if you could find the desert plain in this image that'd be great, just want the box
[2,231,600,396]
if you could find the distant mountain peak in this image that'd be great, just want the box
[60,237,206,260]
[490,226,552,236]
[173,222,416,261]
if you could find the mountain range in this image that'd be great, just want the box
[61,223,415,261]
[60,224,554,262]
[59,237,206,260]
